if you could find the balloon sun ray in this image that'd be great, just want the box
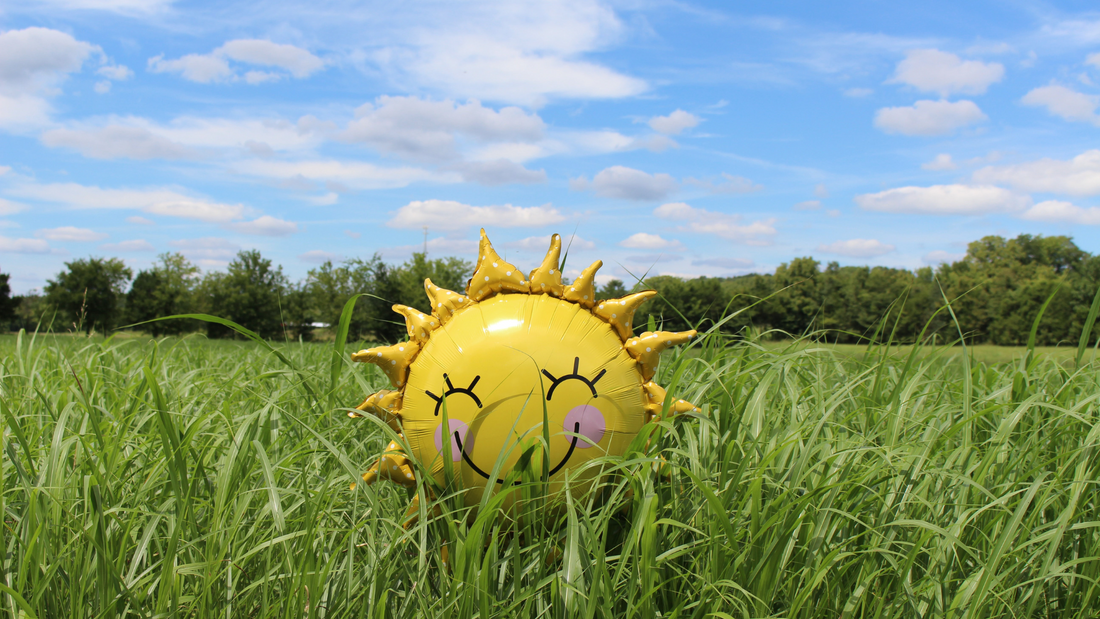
[348,229,699,527]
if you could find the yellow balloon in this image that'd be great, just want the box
[350,230,699,517]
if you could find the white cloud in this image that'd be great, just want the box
[217,39,324,78]
[1020,200,1100,225]
[451,159,547,185]
[226,215,299,236]
[844,87,873,97]
[972,151,1100,196]
[874,99,987,136]
[306,192,339,206]
[244,70,280,85]
[507,234,595,252]
[147,39,323,84]
[0,197,27,215]
[342,95,544,162]
[101,239,155,252]
[126,215,155,225]
[1088,53,1100,68]
[148,53,232,83]
[97,64,132,80]
[922,153,957,170]
[826,209,841,217]
[855,184,1030,215]
[684,173,762,195]
[0,27,98,130]
[233,159,453,190]
[388,199,564,230]
[299,250,343,263]
[648,110,699,135]
[94,81,111,94]
[888,49,1004,96]
[793,200,821,210]
[570,166,677,201]
[36,226,108,241]
[41,125,197,160]
[620,233,682,250]
[814,184,829,198]
[0,236,51,254]
[169,237,239,261]
[10,182,251,222]
[922,250,965,265]
[32,0,173,14]
[653,202,777,245]
[1021,85,1100,125]
[817,239,896,258]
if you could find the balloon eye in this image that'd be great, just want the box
[434,419,471,462]
[563,405,605,449]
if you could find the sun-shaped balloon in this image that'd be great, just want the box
[348,230,699,520]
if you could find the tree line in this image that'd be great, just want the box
[0,233,1096,347]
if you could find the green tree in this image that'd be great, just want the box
[0,271,17,330]
[198,250,288,339]
[44,257,133,334]
[598,279,628,301]
[126,253,200,336]
[392,252,473,315]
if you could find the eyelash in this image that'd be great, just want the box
[541,357,606,401]
[425,374,483,416]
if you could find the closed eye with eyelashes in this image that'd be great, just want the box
[425,373,482,416]
[541,357,606,400]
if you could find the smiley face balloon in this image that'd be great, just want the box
[349,230,699,519]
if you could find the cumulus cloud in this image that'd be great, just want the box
[874,99,987,136]
[793,200,821,210]
[148,39,324,84]
[652,202,777,245]
[10,182,252,222]
[450,159,547,185]
[169,237,240,261]
[619,232,682,250]
[233,159,453,190]
[922,153,957,170]
[0,27,98,130]
[97,64,133,80]
[684,173,762,195]
[0,236,51,253]
[1021,85,1100,125]
[388,199,564,230]
[342,96,545,162]
[817,239,896,258]
[126,215,155,225]
[0,197,27,215]
[101,239,155,252]
[41,126,197,160]
[888,49,1004,96]
[1020,200,1100,225]
[972,151,1100,196]
[570,166,677,201]
[855,184,1030,215]
[226,215,299,236]
[648,110,699,135]
[36,226,108,241]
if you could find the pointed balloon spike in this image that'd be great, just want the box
[563,259,601,308]
[467,228,528,301]
[642,381,701,423]
[393,304,438,345]
[625,330,697,381]
[351,341,421,388]
[594,290,657,341]
[361,440,417,488]
[354,389,404,432]
[424,279,472,324]
[528,233,564,297]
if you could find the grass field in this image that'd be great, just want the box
[2,328,1100,618]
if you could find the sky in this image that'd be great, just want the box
[3,0,1100,294]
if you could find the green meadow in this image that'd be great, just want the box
[2,327,1100,618]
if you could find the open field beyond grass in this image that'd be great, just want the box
[2,330,1100,617]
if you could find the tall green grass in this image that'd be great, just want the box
[2,325,1100,617]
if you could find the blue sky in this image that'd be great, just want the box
[3,0,1100,293]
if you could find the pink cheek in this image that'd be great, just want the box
[563,405,605,449]
[434,419,471,462]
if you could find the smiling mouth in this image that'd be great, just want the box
[453,422,581,485]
